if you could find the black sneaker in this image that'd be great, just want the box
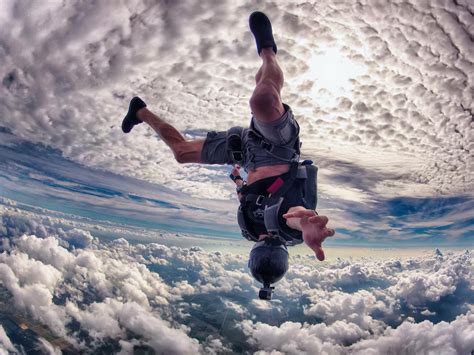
[121,97,147,133]
[249,11,277,55]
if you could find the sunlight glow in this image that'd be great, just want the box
[306,46,367,106]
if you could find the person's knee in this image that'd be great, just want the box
[175,151,187,164]
[250,92,276,113]
[174,142,189,163]
[249,84,284,121]
[174,141,203,164]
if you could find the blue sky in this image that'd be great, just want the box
[1,127,472,246]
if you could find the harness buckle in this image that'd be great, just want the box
[290,153,300,163]
[231,151,243,163]
[260,140,271,150]
[255,195,264,206]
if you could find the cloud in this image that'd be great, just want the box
[0,203,473,353]
[303,289,387,331]
[350,312,474,355]
[1,205,473,353]
[37,338,62,355]
[0,131,240,237]
[0,233,201,352]
[239,320,346,354]
[0,0,473,246]
[0,0,471,202]
[0,325,16,354]
[241,312,474,355]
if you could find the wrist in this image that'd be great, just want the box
[229,173,243,182]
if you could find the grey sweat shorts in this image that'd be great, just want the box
[200,104,300,171]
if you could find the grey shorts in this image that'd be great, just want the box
[201,104,300,170]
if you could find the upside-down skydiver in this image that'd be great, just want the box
[121,11,335,300]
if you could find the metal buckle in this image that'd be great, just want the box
[231,151,243,162]
[255,195,264,206]
[260,140,271,149]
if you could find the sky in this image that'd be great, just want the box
[0,0,473,353]
[0,0,473,245]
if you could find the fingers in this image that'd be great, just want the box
[283,210,317,219]
[308,215,328,227]
[315,246,325,261]
[284,212,332,235]
[325,228,335,237]
[283,211,329,228]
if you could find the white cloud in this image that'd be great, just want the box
[240,312,474,355]
[37,338,62,355]
[350,312,474,355]
[0,0,471,203]
[117,301,200,355]
[303,289,387,331]
[0,208,472,353]
[387,251,471,306]
[0,325,16,354]
[240,320,348,355]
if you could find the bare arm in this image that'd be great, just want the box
[283,206,335,261]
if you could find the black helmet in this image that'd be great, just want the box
[248,238,289,299]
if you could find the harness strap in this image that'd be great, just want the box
[226,118,302,168]
[237,161,318,246]
[243,162,303,205]
[263,197,285,237]
[267,177,284,194]
[248,127,300,163]
[226,127,245,164]
[259,138,300,163]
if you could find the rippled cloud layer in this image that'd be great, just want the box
[0,0,473,244]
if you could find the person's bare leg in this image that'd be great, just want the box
[250,48,285,123]
[136,108,204,163]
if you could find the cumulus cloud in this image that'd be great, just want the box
[0,234,201,352]
[241,312,474,355]
[350,312,474,355]
[1,206,473,353]
[388,251,471,306]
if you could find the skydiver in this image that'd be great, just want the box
[121,11,335,299]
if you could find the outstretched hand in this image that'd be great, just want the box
[283,209,335,261]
